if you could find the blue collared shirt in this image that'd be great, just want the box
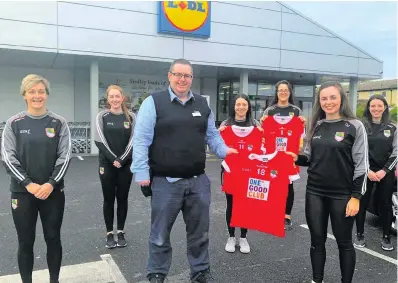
[131,86,228,183]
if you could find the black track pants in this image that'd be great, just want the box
[11,190,65,283]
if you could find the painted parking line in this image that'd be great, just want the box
[77,156,84,160]
[300,224,397,266]
[0,255,128,283]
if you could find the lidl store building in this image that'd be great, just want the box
[0,1,383,154]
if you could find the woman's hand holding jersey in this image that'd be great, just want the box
[34,183,54,200]
[285,151,298,162]
[346,197,360,217]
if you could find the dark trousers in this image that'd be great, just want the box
[286,182,294,215]
[305,192,356,283]
[225,193,248,238]
[99,163,133,232]
[147,174,211,280]
[11,190,65,283]
[355,172,396,237]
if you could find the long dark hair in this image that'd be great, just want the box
[224,94,256,126]
[271,80,295,106]
[309,81,356,138]
[362,94,390,134]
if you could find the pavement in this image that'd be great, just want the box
[0,156,396,283]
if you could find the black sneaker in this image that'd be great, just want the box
[148,273,165,283]
[191,269,214,283]
[50,280,59,283]
[116,232,127,248]
[353,233,366,248]
[284,218,293,230]
[381,236,394,251]
[106,233,117,249]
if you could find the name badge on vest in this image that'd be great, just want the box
[192,111,201,117]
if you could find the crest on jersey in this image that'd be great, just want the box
[334,132,345,142]
[45,128,55,138]
[11,199,18,210]
[384,130,391,137]
[276,137,288,151]
[287,130,292,136]
[99,167,104,175]
[248,145,253,151]
[124,121,130,129]
[289,112,294,117]
[270,170,278,178]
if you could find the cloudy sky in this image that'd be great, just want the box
[284,1,397,79]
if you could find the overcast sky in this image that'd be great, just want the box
[284,1,397,79]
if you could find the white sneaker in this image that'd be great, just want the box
[311,281,324,283]
[225,237,236,253]
[239,238,250,254]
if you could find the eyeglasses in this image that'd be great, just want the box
[277,90,290,94]
[170,72,193,80]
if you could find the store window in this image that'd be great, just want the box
[294,85,314,98]
[217,82,231,122]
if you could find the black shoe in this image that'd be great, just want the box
[284,218,292,230]
[192,269,214,283]
[50,280,59,283]
[353,233,366,248]
[116,232,127,248]
[148,273,165,283]
[381,236,394,251]
[106,233,117,249]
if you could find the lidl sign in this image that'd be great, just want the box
[158,1,211,38]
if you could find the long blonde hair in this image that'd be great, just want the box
[106,85,131,123]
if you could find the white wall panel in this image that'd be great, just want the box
[58,2,158,36]
[0,1,57,24]
[58,26,183,59]
[280,50,358,75]
[282,13,331,37]
[210,23,280,49]
[184,40,280,68]
[0,20,57,49]
[62,1,157,14]
[358,58,383,76]
[212,2,281,30]
[281,32,358,57]
[232,1,282,11]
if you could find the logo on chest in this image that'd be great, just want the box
[384,130,391,138]
[45,128,55,138]
[124,121,130,129]
[334,132,345,142]
[276,137,288,151]
[247,178,270,201]
[20,129,31,135]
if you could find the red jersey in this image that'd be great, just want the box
[230,151,298,237]
[220,126,264,194]
[262,116,305,154]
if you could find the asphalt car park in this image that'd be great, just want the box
[0,156,396,283]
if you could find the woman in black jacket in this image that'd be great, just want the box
[354,94,396,251]
[95,85,136,249]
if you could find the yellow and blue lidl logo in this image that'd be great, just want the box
[158,1,211,38]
